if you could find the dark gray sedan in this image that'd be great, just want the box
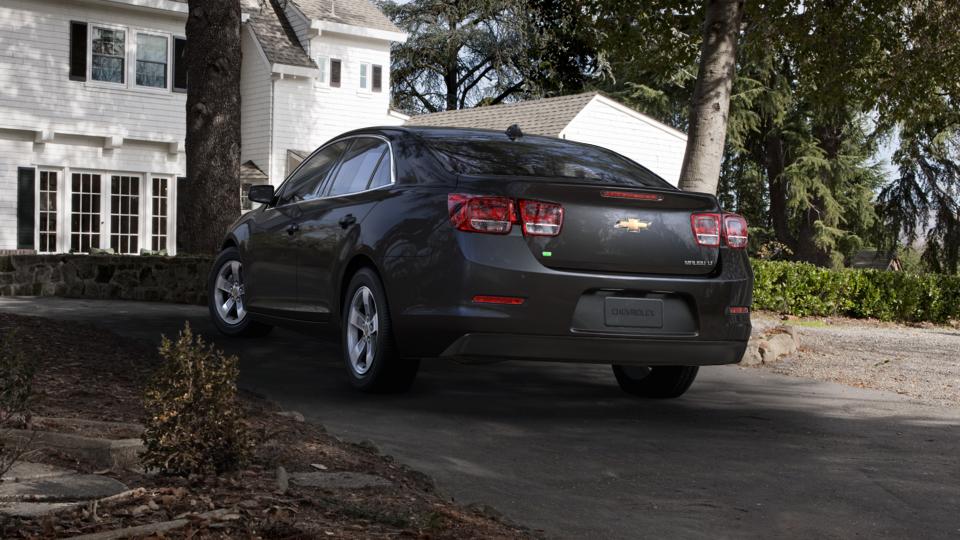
[208,126,753,396]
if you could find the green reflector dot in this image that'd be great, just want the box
[542,251,552,257]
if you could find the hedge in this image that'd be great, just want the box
[751,260,960,323]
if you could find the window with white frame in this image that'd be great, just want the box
[38,171,58,254]
[359,63,369,90]
[151,177,169,252]
[70,173,103,253]
[91,26,125,84]
[315,56,328,84]
[136,33,168,88]
[110,175,141,254]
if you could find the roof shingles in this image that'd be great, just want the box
[292,0,402,34]
[406,93,600,137]
[244,0,316,68]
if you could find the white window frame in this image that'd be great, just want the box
[133,31,172,92]
[146,174,176,255]
[314,56,329,86]
[34,168,65,254]
[359,63,369,91]
[87,22,129,88]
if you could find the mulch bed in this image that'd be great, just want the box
[0,313,533,538]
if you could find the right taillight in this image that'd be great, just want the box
[448,194,516,234]
[691,213,721,247]
[722,213,748,249]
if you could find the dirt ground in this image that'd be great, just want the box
[750,312,960,407]
[0,313,535,538]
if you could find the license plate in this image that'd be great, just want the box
[604,297,664,328]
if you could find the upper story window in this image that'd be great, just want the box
[91,26,126,84]
[372,65,383,92]
[136,33,168,88]
[330,59,342,88]
[315,56,328,84]
[359,63,368,90]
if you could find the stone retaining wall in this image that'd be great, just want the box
[0,255,212,305]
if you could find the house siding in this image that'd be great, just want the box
[269,33,402,183]
[0,0,186,252]
[561,98,687,186]
[240,26,273,178]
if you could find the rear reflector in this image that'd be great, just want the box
[601,190,663,201]
[723,213,749,249]
[728,306,750,315]
[448,194,515,234]
[472,295,525,305]
[519,199,563,236]
[691,213,721,247]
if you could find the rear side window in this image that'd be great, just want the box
[423,135,671,188]
[326,138,389,196]
[277,141,347,205]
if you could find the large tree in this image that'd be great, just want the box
[382,0,536,113]
[178,0,243,255]
[677,0,744,195]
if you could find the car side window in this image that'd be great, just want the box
[368,148,392,189]
[325,138,389,197]
[276,141,348,205]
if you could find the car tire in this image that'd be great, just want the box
[341,268,419,393]
[611,365,699,399]
[208,247,273,338]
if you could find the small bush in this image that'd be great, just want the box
[141,322,249,476]
[0,329,35,477]
[751,259,960,323]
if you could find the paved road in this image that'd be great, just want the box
[3,297,959,539]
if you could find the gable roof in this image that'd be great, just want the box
[240,160,269,183]
[407,92,601,137]
[292,0,402,34]
[243,0,316,69]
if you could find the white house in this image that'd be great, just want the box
[406,92,688,186]
[0,0,406,255]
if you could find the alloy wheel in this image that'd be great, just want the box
[346,286,378,375]
[214,260,247,325]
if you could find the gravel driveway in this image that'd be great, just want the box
[752,313,960,407]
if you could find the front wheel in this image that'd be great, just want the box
[341,268,419,393]
[612,365,699,399]
[208,247,273,337]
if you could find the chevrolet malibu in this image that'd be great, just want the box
[208,126,753,397]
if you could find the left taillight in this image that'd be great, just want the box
[448,194,516,234]
[518,200,563,236]
[691,213,722,247]
[449,194,564,237]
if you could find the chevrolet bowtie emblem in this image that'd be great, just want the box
[615,218,651,232]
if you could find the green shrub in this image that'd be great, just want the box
[0,329,35,477]
[141,322,249,476]
[751,260,960,323]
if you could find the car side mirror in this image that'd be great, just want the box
[248,184,275,205]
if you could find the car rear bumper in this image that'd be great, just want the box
[440,333,748,366]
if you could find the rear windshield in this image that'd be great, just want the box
[421,133,672,188]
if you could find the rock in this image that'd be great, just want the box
[0,474,128,504]
[310,463,328,471]
[1,462,75,483]
[276,466,289,494]
[289,471,391,490]
[0,501,85,518]
[740,340,763,366]
[276,411,305,423]
[759,332,798,363]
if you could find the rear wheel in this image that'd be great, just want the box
[342,268,419,393]
[208,247,272,337]
[612,365,698,399]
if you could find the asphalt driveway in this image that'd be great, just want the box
[2,297,958,539]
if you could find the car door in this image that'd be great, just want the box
[295,136,394,322]
[244,141,347,316]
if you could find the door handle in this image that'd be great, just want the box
[339,214,357,229]
[286,223,300,235]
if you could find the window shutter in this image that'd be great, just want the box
[372,65,382,92]
[173,37,187,92]
[330,59,341,87]
[17,167,36,250]
[69,22,87,81]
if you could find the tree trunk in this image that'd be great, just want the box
[178,0,242,255]
[677,0,744,195]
